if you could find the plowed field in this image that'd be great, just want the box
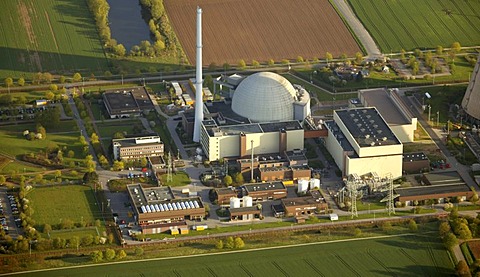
[164,0,361,65]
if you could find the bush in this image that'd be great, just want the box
[104,248,116,260]
[215,240,224,249]
[135,246,144,256]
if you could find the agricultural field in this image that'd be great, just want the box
[16,234,453,276]
[348,0,480,52]
[28,185,101,229]
[164,0,361,65]
[0,0,109,79]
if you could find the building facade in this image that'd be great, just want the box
[112,134,164,160]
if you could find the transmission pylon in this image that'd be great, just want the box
[380,173,400,216]
[346,174,363,219]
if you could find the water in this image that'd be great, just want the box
[107,0,151,50]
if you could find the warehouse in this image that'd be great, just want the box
[396,171,474,206]
[281,194,328,217]
[243,181,287,201]
[127,184,206,234]
[102,87,154,118]
[211,187,238,206]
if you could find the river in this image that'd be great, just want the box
[106,0,151,50]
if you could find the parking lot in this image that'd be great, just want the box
[0,187,22,238]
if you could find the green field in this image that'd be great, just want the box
[95,119,145,139]
[14,233,453,276]
[348,0,480,52]
[28,185,101,229]
[0,0,109,79]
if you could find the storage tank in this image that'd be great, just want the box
[172,203,178,210]
[150,205,156,212]
[230,197,241,209]
[176,202,182,210]
[193,200,200,208]
[310,178,320,190]
[185,201,191,209]
[167,203,173,210]
[154,204,160,212]
[189,201,195,208]
[243,196,253,207]
[163,204,169,211]
[298,179,309,193]
[181,202,186,209]
[145,205,151,213]
[159,204,165,212]
[141,205,147,213]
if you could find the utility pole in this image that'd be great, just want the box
[428,105,431,125]
[436,111,440,127]
[250,140,254,182]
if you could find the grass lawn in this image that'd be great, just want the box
[95,119,144,139]
[348,0,480,52]
[0,0,109,79]
[28,185,101,229]
[159,171,191,187]
[17,232,453,276]
[47,226,100,240]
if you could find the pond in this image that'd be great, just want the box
[107,0,151,50]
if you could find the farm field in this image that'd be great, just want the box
[29,185,101,229]
[348,0,480,52]
[16,233,453,276]
[0,0,109,79]
[164,0,361,65]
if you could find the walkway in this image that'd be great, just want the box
[331,0,382,59]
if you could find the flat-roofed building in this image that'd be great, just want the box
[403,152,430,174]
[103,87,154,118]
[396,171,474,206]
[281,194,328,217]
[212,187,238,206]
[127,184,205,234]
[112,134,164,160]
[229,206,262,221]
[324,107,403,179]
[243,181,287,201]
[358,88,417,143]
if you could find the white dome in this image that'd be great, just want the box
[232,72,295,122]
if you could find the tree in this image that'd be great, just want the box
[238,59,246,70]
[91,250,103,262]
[79,136,88,145]
[234,237,245,249]
[17,77,25,86]
[443,232,458,250]
[113,44,126,56]
[91,133,99,143]
[98,155,109,168]
[296,56,304,63]
[83,171,98,184]
[325,52,333,62]
[54,170,62,179]
[59,75,66,83]
[67,150,75,158]
[204,75,213,89]
[436,45,443,55]
[470,189,479,204]
[135,246,144,256]
[81,235,94,246]
[36,107,60,129]
[223,175,233,186]
[234,173,244,185]
[355,52,363,65]
[4,77,13,88]
[268,59,275,66]
[408,219,418,232]
[112,132,125,139]
[43,223,52,234]
[0,175,5,186]
[72,73,82,83]
[113,160,124,171]
[215,239,224,249]
[457,223,473,240]
[451,42,462,52]
[84,155,96,173]
[104,248,116,260]
[116,249,127,260]
[456,260,471,277]
[225,237,235,249]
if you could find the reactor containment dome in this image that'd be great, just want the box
[232,72,296,122]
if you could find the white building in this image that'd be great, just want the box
[112,134,164,161]
[324,107,403,179]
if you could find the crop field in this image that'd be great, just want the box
[0,0,109,79]
[17,233,453,276]
[348,0,480,52]
[164,0,361,65]
[29,185,100,229]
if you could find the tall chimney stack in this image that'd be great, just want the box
[193,6,204,142]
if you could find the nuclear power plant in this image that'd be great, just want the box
[462,55,480,125]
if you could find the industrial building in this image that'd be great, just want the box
[112,134,164,160]
[462,55,480,125]
[396,171,474,206]
[211,187,238,206]
[402,152,430,174]
[243,181,287,201]
[102,87,154,119]
[358,88,417,143]
[324,107,403,179]
[281,195,328,217]
[192,72,310,161]
[127,184,205,234]
[227,196,261,221]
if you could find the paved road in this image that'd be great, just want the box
[331,0,382,59]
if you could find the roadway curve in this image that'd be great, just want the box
[331,0,382,59]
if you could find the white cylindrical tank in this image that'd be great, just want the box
[176,202,182,210]
[243,196,253,207]
[145,205,151,213]
[185,201,191,209]
[230,197,241,209]
[154,204,160,212]
[310,178,320,189]
[167,203,173,210]
[159,204,165,212]
[141,205,147,213]
[298,179,309,192]
[193,200,200,208]
[163,204,169,211]
[181,202,186,209]
[189,201,195,208]
[172,203,178,210]
[150,205,156,212]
